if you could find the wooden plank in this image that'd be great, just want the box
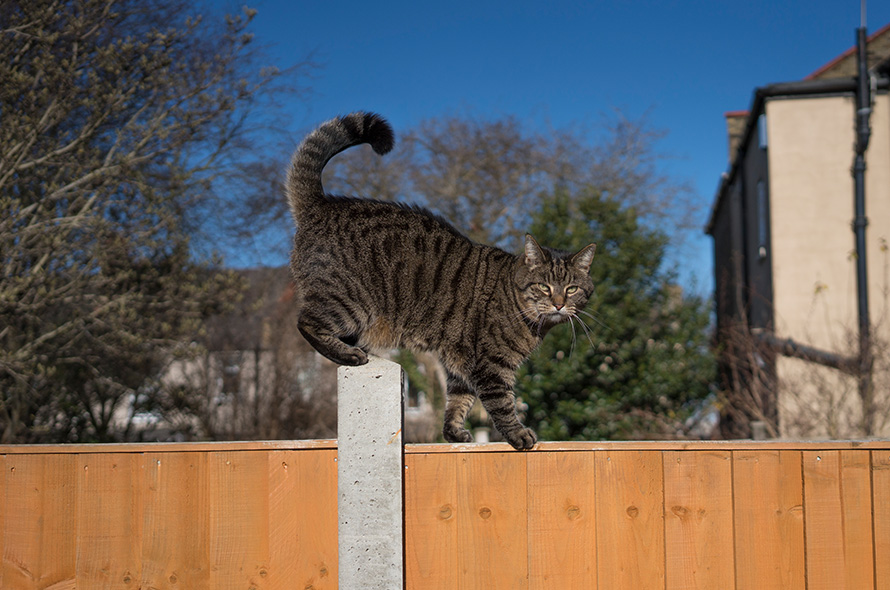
[3,439,889,456]
[838,450,877,589]
[404,440,890,454]
[268,449,338,590]
[141,451,210,590]
[527,451,596,590]
[732,450,804,590]
[405,452,460,589]
[663,450,735,590]
[456,452,529,590]
[0,439,338,455]
[75,453,144,588]
[208,451,270,590]
[2,453,78,589]
[802,450,875,590]
[0,454,5,590]
[874,450,890,590]
[594,450,665,590]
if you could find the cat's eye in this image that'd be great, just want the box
[536,283,551,294]
[566,286,579,295]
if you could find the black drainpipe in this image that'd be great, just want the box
[853,25,873,435]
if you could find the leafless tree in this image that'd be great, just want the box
[718,252,890,439]
[0,0,310,442]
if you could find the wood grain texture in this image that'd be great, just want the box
[0,439,338,455]
[0,454,5,590]
[141,451,210,590]
[0,444,887,589]
[269,449,338,590]
[594,451,665,590]
[456,452,529,590]
[874,450,890,590]
[403,440,890,454]
[732,450,804,590]
[208,451,271,590]
[405,452,460,589]
[527,451,596,590]
[2,453,77,590]
[802,450,875,590]
[663,450,735,590]
[76,453,144,589]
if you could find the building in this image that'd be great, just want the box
[706,24,890,438]
[150,267,438,442]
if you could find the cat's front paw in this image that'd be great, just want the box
[504,427,538,451]
[443,425,473,443]
[340,347,369,366]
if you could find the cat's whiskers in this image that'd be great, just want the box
[573,313,597,348]
[577,309,609,332]
[507,306,540,328]
[567,315,578,357]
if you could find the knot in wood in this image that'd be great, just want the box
[671,505,689,518]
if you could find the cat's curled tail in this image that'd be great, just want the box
[286,112,394,223]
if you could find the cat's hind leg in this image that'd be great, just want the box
[442,372,476,443]
[298,310,369,366]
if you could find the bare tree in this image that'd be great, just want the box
[316,111,700,250]
[0,0,308,442]
[718,258,890,439]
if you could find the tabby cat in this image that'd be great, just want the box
[287,112,596,450]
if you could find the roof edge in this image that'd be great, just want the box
[805,21,890,80]
[705,76,889,235]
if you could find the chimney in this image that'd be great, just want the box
[724,110,749,164]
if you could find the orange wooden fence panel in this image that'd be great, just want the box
[402,441,890,590]
[802,450,875,590]
[1,442,338,590]
[874,449,890,590]
[527,451,596,590]
[593,450,665,590]
[1,440,889,590]
[732,450,805,590]
[663,450,735,590]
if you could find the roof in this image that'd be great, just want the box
[706,23,890,235]
[806,22,890,80]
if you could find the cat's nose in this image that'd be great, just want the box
[554,303,564,311]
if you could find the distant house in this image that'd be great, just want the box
[153,267,437,442]
[706,24,890,438]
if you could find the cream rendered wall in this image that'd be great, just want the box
[766,93,890,437]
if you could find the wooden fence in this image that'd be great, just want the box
[1,439,889,589]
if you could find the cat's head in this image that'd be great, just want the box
[514,234,596,330]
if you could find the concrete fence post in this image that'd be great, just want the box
[337,356,406,590]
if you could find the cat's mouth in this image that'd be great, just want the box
[544,309,571,323]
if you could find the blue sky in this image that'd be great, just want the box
[234,0,890,294]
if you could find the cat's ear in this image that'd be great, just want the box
[570,243,597,274]
[523,234,548,269]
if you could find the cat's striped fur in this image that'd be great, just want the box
[287,112,596,450]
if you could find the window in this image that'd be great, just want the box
[757,179,768,259]
[757,114,768,150]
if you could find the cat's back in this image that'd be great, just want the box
[294,195,474,264]
[291,194,515,332]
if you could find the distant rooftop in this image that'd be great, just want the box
[805,22,890,80]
